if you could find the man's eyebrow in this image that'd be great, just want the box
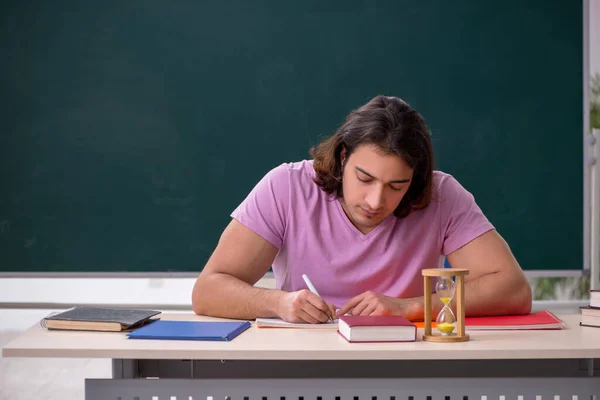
[355,167,411,184]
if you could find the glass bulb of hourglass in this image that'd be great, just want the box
[436,303,456,335]
[435,277,456,335]
[435,276,455,301]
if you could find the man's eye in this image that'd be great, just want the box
[357,176,372,183]
[390,186,403,192]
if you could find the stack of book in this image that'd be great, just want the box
[580,290,600,328]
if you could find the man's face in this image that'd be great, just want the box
[339,144,414,234]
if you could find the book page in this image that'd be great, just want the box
[255,317,339,329]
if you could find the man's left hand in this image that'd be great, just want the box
[337,291,416,318]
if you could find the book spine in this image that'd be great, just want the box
[225,321,252,341]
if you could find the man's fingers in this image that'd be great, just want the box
[350,300,369,316]
[361,303,378,316]
[304,294,331,323]
[297,308,321,324]
[320,300,337,320]
[337,294,364,316]
[327,303,337,319]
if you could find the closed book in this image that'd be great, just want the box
[591,290,600,308]
[579,307,600,327]
[580,323,600,328]
[127,320,252,341]
[456,310,565,330]
[338,315,416,343]
[580,306,600,316]
[43,307,161,332]
[414,310,565,330]
[580,315,600,327]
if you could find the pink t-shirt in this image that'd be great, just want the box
[231,160,494,307]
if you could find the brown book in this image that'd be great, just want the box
[42,307,161,332]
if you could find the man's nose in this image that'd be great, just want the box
[365,186,384,210]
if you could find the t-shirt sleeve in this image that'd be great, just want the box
[439,175,495,256]
[230,164,290,249]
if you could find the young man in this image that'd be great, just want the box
[192,95,532,323]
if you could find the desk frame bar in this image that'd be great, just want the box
[86,376,600,400]
[113,358,600,379]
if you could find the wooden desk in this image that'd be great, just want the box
[3,313,600,399]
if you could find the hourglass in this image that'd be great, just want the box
[422,268,470,342]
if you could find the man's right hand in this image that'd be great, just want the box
[278,289,336,323]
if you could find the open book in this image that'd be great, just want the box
[255,317,338,329]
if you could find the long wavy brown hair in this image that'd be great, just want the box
[310,95,434,219]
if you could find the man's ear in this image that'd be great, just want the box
[340,146,347,166]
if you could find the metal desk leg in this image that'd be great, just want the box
[111,359,138,379]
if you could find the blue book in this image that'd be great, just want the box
[127,320,251,341]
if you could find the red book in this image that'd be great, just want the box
[414,310,565,330]
[462,310,564,330]
[338,315,416,342]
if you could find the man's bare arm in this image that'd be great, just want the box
[192,219,283,319]
[338,230,532,319]
[443,229,532,316]
[192,219,336,322]
[413,230,532,319]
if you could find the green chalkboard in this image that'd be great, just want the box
[0,1,583,273]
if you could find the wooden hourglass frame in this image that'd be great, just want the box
[422,268,470,342]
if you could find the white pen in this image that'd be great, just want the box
[302,273,334,322]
